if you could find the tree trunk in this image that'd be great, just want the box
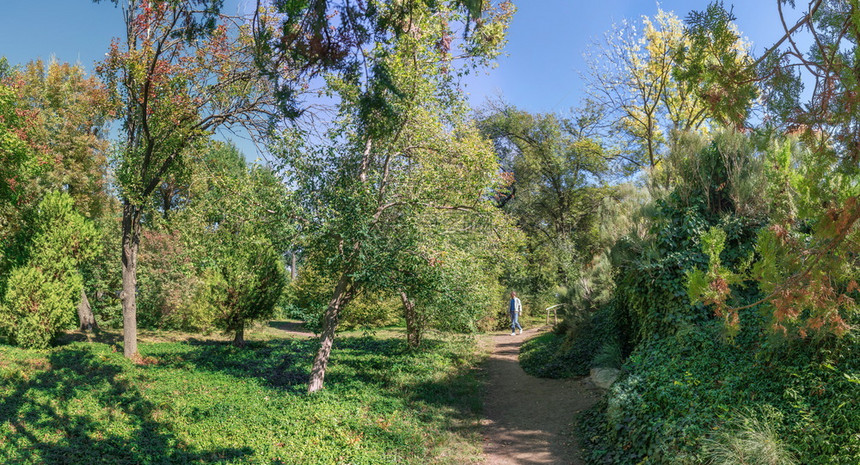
[400,290,421,348]
[121,201,142,359]
[77,289,98,332]
[291,251,297,281]
[233,323,245,347]
[308,274,353,393]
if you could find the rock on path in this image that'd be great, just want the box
[482,328,600,465]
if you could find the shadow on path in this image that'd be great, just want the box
[482,328,601,465]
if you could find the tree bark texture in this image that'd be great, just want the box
[233,323,245,347]
[77,289,98,332]
[400,290,422,348]
[308,274,353,393]
[291,251,297,281]
[121,201,142,358]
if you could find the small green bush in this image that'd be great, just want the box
[209,234,286,345]
[0,192,98,348]
[0,266,81,348]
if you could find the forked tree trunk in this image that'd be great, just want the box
[308,275,353,393]
[120,202,142,358]
[399,290,421,348]
[77,289,98,332]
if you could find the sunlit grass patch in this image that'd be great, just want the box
[0,331,485,464]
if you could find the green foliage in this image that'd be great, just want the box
[579,322,860,464]
[1,266,82,349]
[0,192,100,348]
[686,226,748,339]
[579,128,859,464]
[0,84,36,204]
[284,262,335,333]
[132,142,293,334]
[479,104,608,304]
[16,59,112,219]
[703,406,799,465]
[686,133,859,340]
[137,229,201,330]
[662,130,767,218]
[341,293,401,331]
[519,306,616,378]
[83,214,123,327]
[610,131,764,352]
[207,233,287,342]
[675,3,758,128]
[275,0,516,357]
[0,84,40,292]
[591,339,623,370]
[0,332,485,464]
[0,62,115,331]
[286,267,405,333]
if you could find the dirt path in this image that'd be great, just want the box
[482,328,600,465]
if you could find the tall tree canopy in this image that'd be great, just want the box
[479,104,608,302]
[96,0,281,358]
[585,8,753,176]
[275,0,514,392]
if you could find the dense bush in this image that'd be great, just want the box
[579,322,860,464]
[284,262,401,333]
[208,233,286,346]
[576,132,860,464]
[1,266,82,348]
[519,306,616,378]
[137,229,203,330]
[0,192,99,348]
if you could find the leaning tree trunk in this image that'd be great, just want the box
[308,275,353,393]
[77,289,98,332]
[399,290,421,348]
[120,201,142,359]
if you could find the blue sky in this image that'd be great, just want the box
[0,1,796,157]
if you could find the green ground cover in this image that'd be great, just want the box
[577,323,860,464]
[0,328,485,464]
[518,332,574,379]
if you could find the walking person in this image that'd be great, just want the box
[509,292,522,336]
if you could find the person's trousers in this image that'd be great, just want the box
[510,313,522,332]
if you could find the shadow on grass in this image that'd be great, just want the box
[0,347,251,464]
[161,335,476,417]
[54,330,123,347]
[166,338,317,393]
[266,320,312,334]
[164,337,416,391]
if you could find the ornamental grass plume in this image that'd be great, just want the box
[703,407,797,465]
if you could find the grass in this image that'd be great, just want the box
[518,330,600,379]
[0,323,486,464]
